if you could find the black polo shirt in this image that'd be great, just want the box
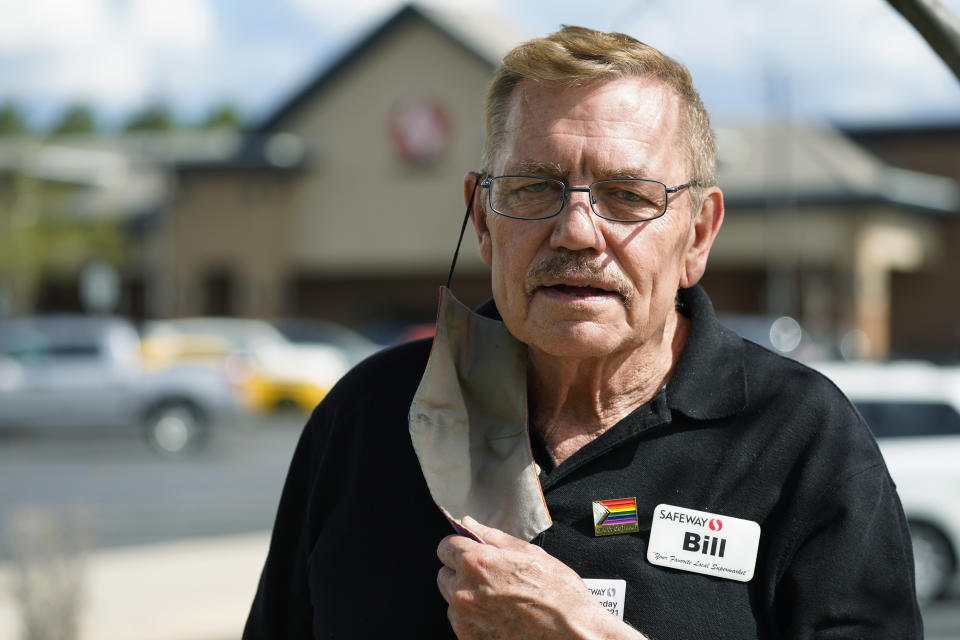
[244,285,922,639]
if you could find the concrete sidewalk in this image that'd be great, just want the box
[0,532,269,640]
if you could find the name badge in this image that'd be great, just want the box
[582,578,626,619]
[646,504,760,582]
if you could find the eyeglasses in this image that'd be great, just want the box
[480,175,695,223]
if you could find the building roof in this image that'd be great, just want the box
[0,136,169,219]
[843,121,960,141]
[0,130,291,220]
[717,123,960,214]
[253,3,526,134]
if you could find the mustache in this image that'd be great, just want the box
[525,251,633,305]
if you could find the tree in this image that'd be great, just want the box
[887,0,960,82]
[0,172,127,314]
[201,103,244,131]
[123,103,174,132]
[0,101,29,136]
[49,104,97,137]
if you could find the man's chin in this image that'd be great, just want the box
[520,316,629,360]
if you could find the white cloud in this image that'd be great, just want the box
[0,0,219,120]
[43,42,148,106]
[284,0,515,40]
[0,0,113,53]
[602,0,960,123]
[0,0,957,127]
[127,0,216,52]
[285,0,402,34]
[0,0,214,54]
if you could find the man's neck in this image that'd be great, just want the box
[528,310,689,466]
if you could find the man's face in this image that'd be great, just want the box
[472,76,716,360]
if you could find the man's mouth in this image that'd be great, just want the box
[535,282,626,303]
[524,251,632,307]
[542,284,617,297]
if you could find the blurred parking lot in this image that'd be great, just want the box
[0,414,301,640]
[0,408,958,639]
[1,311,959,638]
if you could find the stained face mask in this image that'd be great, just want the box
[409,287,552,542]
[407,178,552,542]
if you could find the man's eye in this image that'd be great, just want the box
[615,189,643,201]
[521,181,550,193]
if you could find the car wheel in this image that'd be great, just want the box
[910,522,956,603]
[144,403,207,455]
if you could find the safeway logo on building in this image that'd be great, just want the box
[647,505,761,583]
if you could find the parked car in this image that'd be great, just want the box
[0,315,242,455]
[143,317,350,414]
[270,318,382,367]
[813,360,960,602]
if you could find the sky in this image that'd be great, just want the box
[1,0,959,131]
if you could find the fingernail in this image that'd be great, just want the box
[462,515,478,527]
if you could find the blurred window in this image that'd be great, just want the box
[0,328,41,359]
[0,322,103,362]
[4,339,101,362]
[204,268,235,317]
[44,343,102,358]
[855,401,960,438]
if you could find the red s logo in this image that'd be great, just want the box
[708,519,723,531]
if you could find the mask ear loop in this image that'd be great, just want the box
[445,176,481,290]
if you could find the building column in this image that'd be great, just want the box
[853,222,928,360]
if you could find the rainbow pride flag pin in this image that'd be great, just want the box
[592,497,639,536]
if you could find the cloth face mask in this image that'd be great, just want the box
[409,287,552,542]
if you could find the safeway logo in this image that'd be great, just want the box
[708,518,723,531]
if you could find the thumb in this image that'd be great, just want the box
[461,515,529,550]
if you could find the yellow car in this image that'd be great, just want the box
[142,318,351,415]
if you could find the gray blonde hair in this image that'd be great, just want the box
[482,26,716,208]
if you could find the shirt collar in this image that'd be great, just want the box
[474,284,747,422]
[666,285,747,420]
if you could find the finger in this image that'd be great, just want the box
[462,515,533,551]
[436,565,456,603]
[437,533,475,568]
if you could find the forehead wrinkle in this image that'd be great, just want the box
[544,131,674,181]
[501,160,657,183]
[508,95,666,143]
[537,131,658,146]
[593,166,654,180]
[499,81,682,180]
[507,78,680,130]
[551,114,664,130]
[543,112,662,137]
[506,160,564,178]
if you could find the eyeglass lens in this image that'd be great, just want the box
[488,177,667,221]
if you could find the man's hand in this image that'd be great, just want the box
[436,516,646,639]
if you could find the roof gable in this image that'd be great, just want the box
[254,4,505,134]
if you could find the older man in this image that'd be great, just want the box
[244,27,921,639]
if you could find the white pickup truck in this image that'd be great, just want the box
[814,360,960,603]
[0,315,242,455]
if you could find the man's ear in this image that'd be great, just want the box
[680,187,724,289]
[465,171,492,266]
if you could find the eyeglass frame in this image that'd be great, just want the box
[479,175,696,223]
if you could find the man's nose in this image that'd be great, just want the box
[563,186,594,202]
[560,187,596,216]
[550,188,606,252]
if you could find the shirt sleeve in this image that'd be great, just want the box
[771,462,923,639]
[242,410,323,639]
